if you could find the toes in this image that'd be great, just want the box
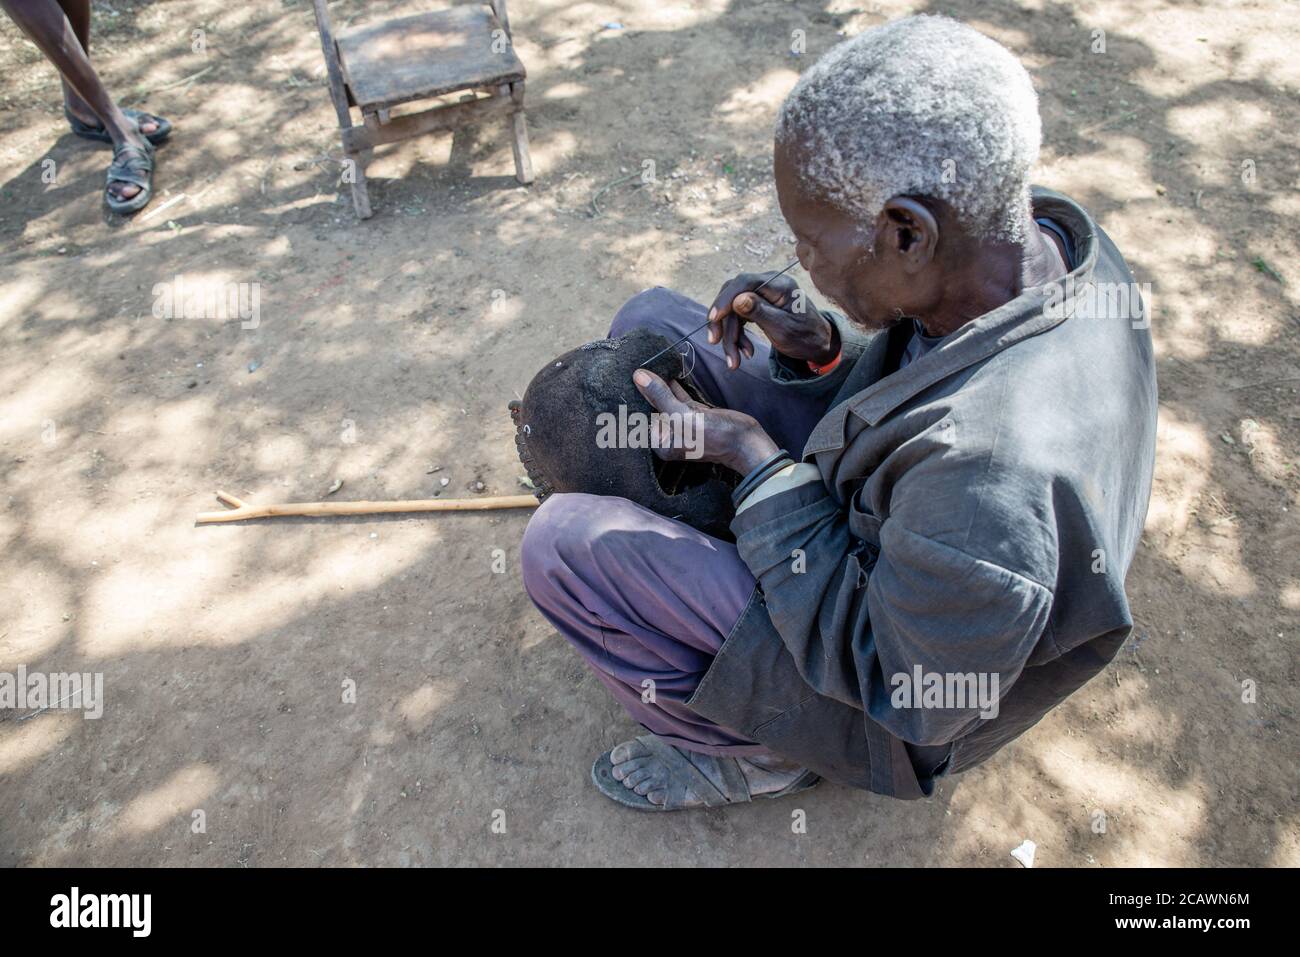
[632,777,660,796]
[611,756,649,782]
[610,739,648,765]
[610,742,634,764]
[109,182,140,200]
[622,767,655,790]
[646,789,667,806]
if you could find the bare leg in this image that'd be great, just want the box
[54,0,92,124]
[1,0,151,198]
[53,0,157,135]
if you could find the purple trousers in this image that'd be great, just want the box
[520,287,834,756]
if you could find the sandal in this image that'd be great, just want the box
[66,105,172,146]
[104,141,155,215]
[591,734,821,811]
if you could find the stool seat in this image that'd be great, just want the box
[310,1,534,219]
[338,6,526,110]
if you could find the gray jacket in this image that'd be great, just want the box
[687,188,1158,798]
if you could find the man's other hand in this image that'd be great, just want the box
[632,369,779,475]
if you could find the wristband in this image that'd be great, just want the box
[807,347,843,376]
[732,449,793,509]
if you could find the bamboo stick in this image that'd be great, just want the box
[196,490,538,524]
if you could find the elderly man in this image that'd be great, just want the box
[522,15,1157,810]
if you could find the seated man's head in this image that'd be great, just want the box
[774,15,1044,331]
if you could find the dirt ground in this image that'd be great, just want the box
[1,0,1296,867]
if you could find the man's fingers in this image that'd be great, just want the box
[632,369,687,413]
[732,292,758,317]
[667,379,695,405]
[708,271,801,356]
[708,272,770,337]
[734,291,795,331]
[631,371,696,461]
[721,312,742,369]
[757,273,798,308]
[708,278,748,330]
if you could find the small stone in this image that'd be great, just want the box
[439,477,450,487]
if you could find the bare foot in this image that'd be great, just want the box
[609,738,808,808]
[106,138,152,204]
[65,94,160,137]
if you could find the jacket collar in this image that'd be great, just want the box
[804,188,1100,454]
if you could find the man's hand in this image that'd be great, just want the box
[707,271,839,370]
[632,369,780,475]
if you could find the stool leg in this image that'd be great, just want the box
[508,82,534,184]
[345,151,373,219]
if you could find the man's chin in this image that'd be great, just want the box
[839,306,898,333]
[823,290,898,332]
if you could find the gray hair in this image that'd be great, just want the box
[776,15,1041,242]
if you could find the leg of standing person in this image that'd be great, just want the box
[0,0,156,204]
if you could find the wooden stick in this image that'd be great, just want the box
[196,490,538,524]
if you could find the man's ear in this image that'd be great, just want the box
[877,196,939,272]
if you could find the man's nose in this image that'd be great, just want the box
[795,241,813,272]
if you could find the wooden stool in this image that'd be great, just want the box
[310,1,534,219]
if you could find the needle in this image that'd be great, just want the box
[638,258,802,369]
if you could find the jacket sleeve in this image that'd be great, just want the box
[764,310,873,400]
[730,479,1054,747]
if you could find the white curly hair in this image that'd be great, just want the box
[776,15,1042,243]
